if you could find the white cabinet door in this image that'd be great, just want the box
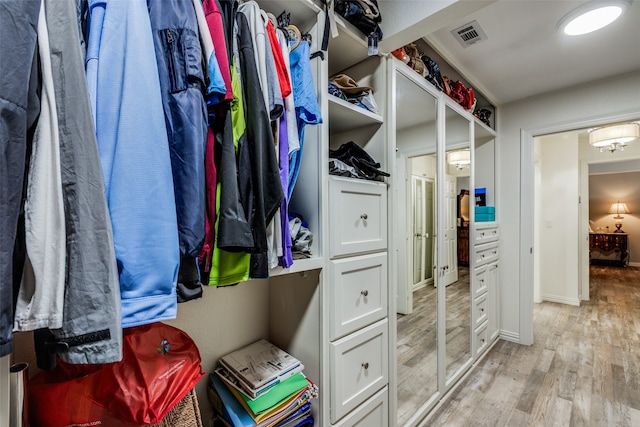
[487,262,499,341]
[332,387,388,427]
[329,252,388,340]
[330,319,389,423]
[329,177,388,258]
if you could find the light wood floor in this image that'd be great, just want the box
[425,265,640,426]
[397,267,471,426]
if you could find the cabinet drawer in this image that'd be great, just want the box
[330,319,389,423]
[473,264,488,297]
[474,293,488,328]
[475,322,489,357]
[329,176,387,258]
[474,241,499,267]
[330,253,388,340]
[332,387,388,427]
[474,223,498,245]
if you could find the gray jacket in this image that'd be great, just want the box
[0,0,41,358]
[41,0,122,365]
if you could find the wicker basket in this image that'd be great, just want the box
[151,389,203,427]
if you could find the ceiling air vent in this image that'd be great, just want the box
[451,20,488,48]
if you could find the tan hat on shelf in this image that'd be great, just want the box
[329,74,372,95]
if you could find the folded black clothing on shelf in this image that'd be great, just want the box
[329,141,389,180]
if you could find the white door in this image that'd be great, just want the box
[412,176,434,290]
[443,174,458,286]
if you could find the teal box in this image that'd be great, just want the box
[475,206,495,215]
[475,213,495,222]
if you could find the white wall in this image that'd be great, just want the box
[498,70,640,344]
[475,139,495,206]
[537,132,580,306]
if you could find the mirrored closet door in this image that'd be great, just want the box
[442,102,472,385]
[393,66,439,427]
[392,58,478,426]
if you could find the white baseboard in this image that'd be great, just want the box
[542,294,580,306]
[499,330,520,343]
[628,262,640,268]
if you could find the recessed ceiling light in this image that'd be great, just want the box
[558,0,630,36]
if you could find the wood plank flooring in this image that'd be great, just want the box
[425,265,640,426]
[397,267,471,426]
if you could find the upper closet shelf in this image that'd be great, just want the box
[260,0,322,31]
[475,119,496,145]
[328,95,383,134]
[328,15,375,76]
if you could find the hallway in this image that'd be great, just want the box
[426,265,640,426]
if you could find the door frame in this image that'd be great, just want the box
[520,111,640,345]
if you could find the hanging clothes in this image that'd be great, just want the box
[203,0,234,103]
[86,0,179,328]
[28,0,123,365]
[198,0,235,280]
[208,16,252,287]
[237,11,284,278]
[288,40,322,200]
[276,27,295,268]
[238,1,283,120]
[148,0,210,302]
[14,0,66,333]
[0,0,41,358]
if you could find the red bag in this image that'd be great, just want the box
[29,322,205,427]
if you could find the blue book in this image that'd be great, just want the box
[209,374,255,427]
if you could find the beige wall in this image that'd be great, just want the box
[589,171,640,264]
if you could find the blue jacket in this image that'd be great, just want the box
[86,0,179,327]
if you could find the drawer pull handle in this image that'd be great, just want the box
[362,362,369,370]
[361,290,369,297]
[360,213,368,220]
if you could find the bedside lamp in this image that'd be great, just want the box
[608,200,630,233]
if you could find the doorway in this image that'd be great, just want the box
[533,128,640,307]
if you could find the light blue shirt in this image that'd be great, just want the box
[86,0,179,327]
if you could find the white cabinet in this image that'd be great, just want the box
[472,223,499,357]
[326,24,390,423]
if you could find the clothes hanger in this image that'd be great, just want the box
[286,24,301,51]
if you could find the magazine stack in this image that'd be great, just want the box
[208,339,318,427]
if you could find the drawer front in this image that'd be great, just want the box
[333,387,388,427]
[474,224,498,245]
[475,322,489,357]
[474,293,488,328]
[330,253,388,340]
[474,241,499,267]
[473,264,488,298]
[330,319,389,423]
[329,177,387,258]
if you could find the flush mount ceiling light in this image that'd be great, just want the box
[558,0,630,36]
[588,122,640,153]
[447,149,471,170]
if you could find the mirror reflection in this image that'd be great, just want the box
[444,105,472,382]
[394,70,438,426]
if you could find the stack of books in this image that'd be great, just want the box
[208,339,317,427]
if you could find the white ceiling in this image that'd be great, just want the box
[416,0,640,106]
